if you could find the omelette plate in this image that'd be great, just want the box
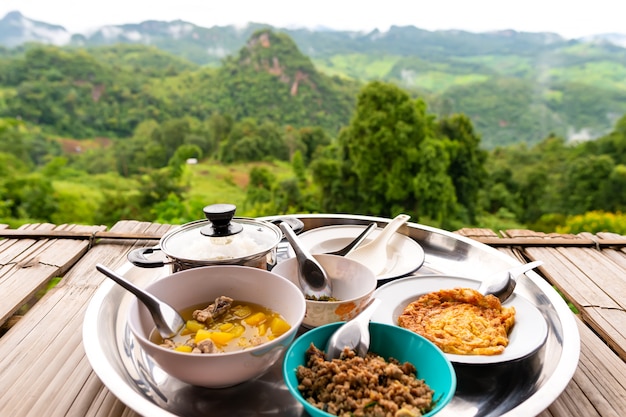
[371,275,549,364]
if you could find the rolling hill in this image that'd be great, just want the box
[2,10,626,148]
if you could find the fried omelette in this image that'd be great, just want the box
[398,287,516,355]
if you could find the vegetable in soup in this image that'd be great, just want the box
[151,296,291,354]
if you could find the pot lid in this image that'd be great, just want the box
[160,204,282,261]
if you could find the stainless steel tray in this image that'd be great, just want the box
[83,214,580,417]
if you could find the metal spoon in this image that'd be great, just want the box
[345,214,410,275]
[96,263,185,339]
[326,222,377,256]
[279,222,332,299]
[325,298,382,360]
[477,260,544,302]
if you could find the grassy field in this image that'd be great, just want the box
[35,159,295,229]
[312,53,401,80]
[184,159,295,216]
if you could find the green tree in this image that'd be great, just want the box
[516,169,549,224]
[559,155,615,214]
[412,137,458,228]
[291,150,307,186]
[481,164,519,215]
[0,152,28,177]
[0,118,60,167]
[1,174,58,221]
[438,113,487,223]
[151,193,191,224]
[272,178,302,214]
[297,126,331,164]
[135,168,187,220]
[599,164,626,212]
[153,118,192,161]
[219,118,289,162]
[50,187,100,225]
[244,166,277,215]
[168,144,203,177]
[318,81,434,218]
[205,112,233,155]
[94,190,141,226]
[579,113,626,165]
[310,142,356,213]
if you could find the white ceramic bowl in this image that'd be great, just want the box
[127,265,306,388]
[271,254,377,328]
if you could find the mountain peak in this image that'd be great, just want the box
[3,10,24,21]
[234,29,318,86]
[0,10,70,47]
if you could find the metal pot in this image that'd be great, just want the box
[128,204,286,272]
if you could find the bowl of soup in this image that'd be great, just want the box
[271,254,377,328]
[127,265,306,388]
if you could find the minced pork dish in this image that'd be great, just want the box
[295,344,435,417]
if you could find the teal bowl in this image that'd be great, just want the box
[283,321,456,416]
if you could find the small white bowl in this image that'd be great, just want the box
[127,265,306,388]
[271,254,377,328]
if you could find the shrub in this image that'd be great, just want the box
[557,211,626,234]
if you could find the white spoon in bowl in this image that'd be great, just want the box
[325,297,382,360]
[345,214,410,275]
[279,222,333,299]
[477,260,544,302]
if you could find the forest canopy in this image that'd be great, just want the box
[1,30,626,234]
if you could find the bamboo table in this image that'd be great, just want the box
[0,220,624,416]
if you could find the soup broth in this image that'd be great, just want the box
[150,298,291,354]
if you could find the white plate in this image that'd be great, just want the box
[371,275,548,364]
[291,225,425,281]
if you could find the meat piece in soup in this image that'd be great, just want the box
[192,295,234,323]
[151,296,292,354]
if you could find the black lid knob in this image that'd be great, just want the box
[200,204,243,237]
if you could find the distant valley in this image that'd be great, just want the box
[2,10,626,148]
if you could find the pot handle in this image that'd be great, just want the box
[269,216,304,235]
[127,246,166,268]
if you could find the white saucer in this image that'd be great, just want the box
[292,224,425,280]
[371,275,548,364]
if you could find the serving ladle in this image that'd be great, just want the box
[95,263,185,339]
[279,222,333,299]
[477,260,544,302]
[325,297,382,360]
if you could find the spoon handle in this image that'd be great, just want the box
[96,263,161,312]
[328,222,377,256]
[355,298,383,354]
[279,222,332,297]
[507,260,544,279]
[325,297,382,360]
[279,222,314,261]
[377,214,411,243]
[358,214,410,250]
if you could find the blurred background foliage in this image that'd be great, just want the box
[1,30,626,234]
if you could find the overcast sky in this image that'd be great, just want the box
[1,0,623,39]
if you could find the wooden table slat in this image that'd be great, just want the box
[581,308,626,359]
[518,242,626,362]
[539,318,626,417]
[1,223,625,417]
[0,224,106,327]
[0,221,163,417]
